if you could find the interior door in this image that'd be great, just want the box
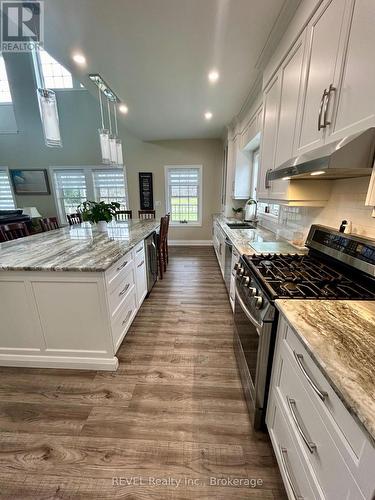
[295,0,347,155]
[258,73,281,200]
[328,0,375,141]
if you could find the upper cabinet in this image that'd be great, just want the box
[257,0,375,204]
[295,0,348,154]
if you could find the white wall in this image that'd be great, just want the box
[258,177,375,244]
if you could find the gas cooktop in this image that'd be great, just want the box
[243,252,375,300]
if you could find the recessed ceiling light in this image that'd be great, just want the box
[310,171,325,176]
[119,104,129,114]
[204,111,213,120]
[208,70,219,83]
[72,53,86,65]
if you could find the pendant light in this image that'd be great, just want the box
[108,99,118,164]
[98,86,110,164]
[113,102,124,166]
[37,88,62,148]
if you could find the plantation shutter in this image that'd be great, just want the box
[92,169,127,208]
[54,169,87,216]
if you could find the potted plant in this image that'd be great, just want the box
[232,207,243,220]
[77,201,120,232]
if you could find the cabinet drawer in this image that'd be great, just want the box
[283,323,375,498]
[105,252,133,288]
[111,289,136,352]
[275,341,363,500]
[283,323,368,459]
[107,266,135,317]
[268,395,320,500]
[134,240,145,259]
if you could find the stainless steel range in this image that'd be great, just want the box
[233,224,375,430]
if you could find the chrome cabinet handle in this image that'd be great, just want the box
[323,83,336,127]
[287,397,317,454]
[117,260,128,272]
[136,246,143,253]
[122,309,132,326]
[119,283,130,296]
[137,260,145,268]
[280,447,304,500]
[318,88,328,131]
[293,351,328,401]
[265,168,272,189]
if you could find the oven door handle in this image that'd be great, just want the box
[235,285,262,331]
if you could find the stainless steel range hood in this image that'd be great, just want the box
[268,128,375,181]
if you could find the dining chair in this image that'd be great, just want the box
[66,213,82,226]
[157,215,168,279]
[138,209,156,220]
[1,222,29,240]
[40,217,60,232]
[115,210,133,220]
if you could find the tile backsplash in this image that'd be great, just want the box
[258,177,375,245]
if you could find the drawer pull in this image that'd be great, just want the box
[136,247,143,253]
[293,351,328,401]
[280,447,304,500]
[119,283,130,297]
[137,260,144,268]
[287,397,317,454]
[122,309,132,326]
[117,260,128,272]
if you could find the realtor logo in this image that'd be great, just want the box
[1,1,44,52]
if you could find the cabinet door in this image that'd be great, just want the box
[328,0,375,141]
[258,74,281,200]
[135,256,147,307]
[295,0,347,155]
[233,148,251,199]
[271,33,306,200]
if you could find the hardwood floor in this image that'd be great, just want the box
[0,247,286,499]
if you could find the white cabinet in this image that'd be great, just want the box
[267,315,375,500]
[233,147,252,200]
[258,73,281,199]
[134,242,147,308]
[213,221,225,276]
[328,0,375,141]
[229,247,239,311]
[295,0,348,155]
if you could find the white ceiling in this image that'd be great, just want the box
[44,0,297,140]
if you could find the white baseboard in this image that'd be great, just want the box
[169,240,213,246]
[0,354,119,371]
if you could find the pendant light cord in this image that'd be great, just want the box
[98,85,104,130]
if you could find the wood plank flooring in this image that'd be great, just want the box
[0,246,286,499]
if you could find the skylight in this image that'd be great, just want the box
[0,55,12,103]
[39,49,73,89]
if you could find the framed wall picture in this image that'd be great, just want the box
[139,172,154,210]
[10,169,51,195]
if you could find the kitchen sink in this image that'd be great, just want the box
[226,222,256,229]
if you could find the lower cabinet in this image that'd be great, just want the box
[267,315,375,499]
[213,221,225,276]
[0,237,151,371]
[229,247,240,311]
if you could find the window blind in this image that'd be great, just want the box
[0,170,15,210]
[54,170,87,216]
[0,56,12,103]
[166,167,201,224]
[93,169,127,208]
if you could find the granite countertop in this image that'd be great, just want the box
[276,299,375,444]
[213,214,304,255]
[0,219,159,272]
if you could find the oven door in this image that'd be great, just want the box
[234,283,273,429]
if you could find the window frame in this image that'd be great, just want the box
[164,165,203,227]
[50,166,129,225]
[0,167,16,210]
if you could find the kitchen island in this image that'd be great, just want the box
[0,219,159,371]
